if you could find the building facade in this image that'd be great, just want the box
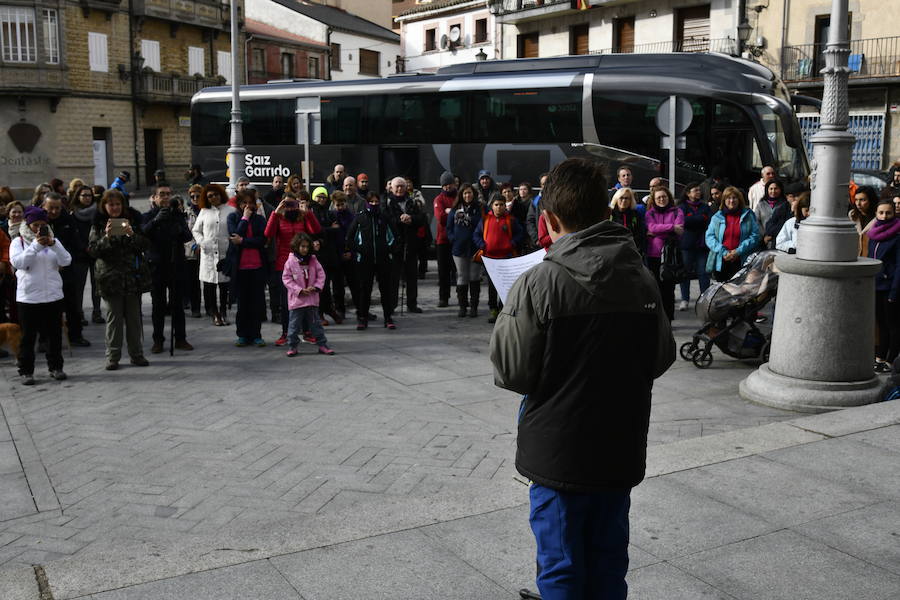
[246,19,330,83]
[0,0,241,197]
[396,0,495,72]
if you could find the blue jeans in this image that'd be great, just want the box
[680,248,710,302]
[529,483,631,600]
[287,305,326,348]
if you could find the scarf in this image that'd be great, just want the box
[867,217,900,241]
[454,204,475,229]
[292,251,310,265]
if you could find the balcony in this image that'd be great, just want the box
[782,35,900,83]
[593,37,738,56]
[493,0,577,24]
[136,72,224,104]
[0,63,69,95]
[133,0,227,30]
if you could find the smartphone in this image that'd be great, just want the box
[38,225,50,237]
[108,218,128,237]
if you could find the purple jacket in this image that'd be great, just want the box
[282,252,326,310]
[645,205,684,258]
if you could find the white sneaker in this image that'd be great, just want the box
[678,300,689,311]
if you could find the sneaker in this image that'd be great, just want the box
[22,374,35,386]
[356,320,367,331]
[286,348,299,357]
[754,314,768,324]
[302,333,317,345]
[678,300,689,311]
[407,306,423,314]
[105,361,119,371]
[130,356,149,367]
[174,340,194,351]
[70,338,91,347]
[385,318,396,330]
[151,341,164,354]
[253,338,266,347]
[275,334,288,346]
[318,345,335,356]
[235,337,249,347]
[50,370,67,381]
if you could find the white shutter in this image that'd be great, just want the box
[188,46,205,76]
[217,50,232,84]
[88,32,108,72]
[141,39,160,71]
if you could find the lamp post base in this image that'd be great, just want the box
[740,363,886,413]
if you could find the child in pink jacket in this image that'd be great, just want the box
[282,233,334,356]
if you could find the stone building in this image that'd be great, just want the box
[0,0,242,198]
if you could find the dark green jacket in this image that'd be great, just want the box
[490,221,675,492]
[88,207,152,297]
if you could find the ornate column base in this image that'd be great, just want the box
[739,255,886,413]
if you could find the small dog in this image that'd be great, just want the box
[0,323,22,359]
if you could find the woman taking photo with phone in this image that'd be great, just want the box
[10,207,72,384]
[89,190,152,370]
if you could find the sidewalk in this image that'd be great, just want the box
[1,274,898,599]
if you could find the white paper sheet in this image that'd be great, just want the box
[482,249,548,305]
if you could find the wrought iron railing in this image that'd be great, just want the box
[782,35,900,81]
[137,72,223,100]
[593,37,738,56]
[493,0,571,15]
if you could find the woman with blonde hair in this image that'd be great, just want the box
[192,183,236,325]
[705,186,760,282]
[609,187,646,255]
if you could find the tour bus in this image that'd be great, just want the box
[190,53,810,197]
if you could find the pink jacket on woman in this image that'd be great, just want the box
[645,205,684,258]
[282,252,326,310]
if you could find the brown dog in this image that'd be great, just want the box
[0,323,22,359]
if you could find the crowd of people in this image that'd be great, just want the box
[1,161,899,383]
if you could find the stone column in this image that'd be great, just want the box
[739,0,886,412]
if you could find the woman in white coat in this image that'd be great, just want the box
[192,183,236,326]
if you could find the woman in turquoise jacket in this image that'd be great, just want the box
[705,186,761,281]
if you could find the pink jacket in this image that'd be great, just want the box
[282,252,326,310]
[645,205,684,258]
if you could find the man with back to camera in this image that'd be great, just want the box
[490,157,675,600]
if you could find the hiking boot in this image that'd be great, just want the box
[151,341,164,354]
[105,361,119,371]
[174,340,194,351]
[50,370,67,381]
[130,356,149,367]
[70,337,91,347]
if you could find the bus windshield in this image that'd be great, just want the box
[754,105,806,182]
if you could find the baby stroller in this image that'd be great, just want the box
[680,250,780,369]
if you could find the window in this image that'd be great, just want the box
[570,23,588,55]
[217,50,232,84]
[368,93,469,143]
[330,42,341,70]
[41,9,57,64]
[141,39,160,71]
[424,28,436,52]
[252,47,265,71]
[517,32,538,58]
[471,88,581,143]
[191,99,296,147]
[281,52,294,78]
[308,56,319,78]
[188,46,205,76]
[359,48,379,76]
[0,7,36,63]
[474,18,487,44]
[88,32,108,72]
[321,96,364,143]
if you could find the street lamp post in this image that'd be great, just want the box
[739,0,885,412]
[226,0,246,196]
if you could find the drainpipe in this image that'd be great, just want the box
[128,0,141,190]
[326,27,331,79]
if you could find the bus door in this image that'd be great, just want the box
[380,147,420,192]
[296,96,320,188]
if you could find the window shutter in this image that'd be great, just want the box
[359,49,379,76]
[88,32,108,72]
[188,46,205,76]
[141,39,160,71]
[217,50,232,83]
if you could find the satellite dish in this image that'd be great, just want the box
[449,26,461,43]
[440,34,449,50]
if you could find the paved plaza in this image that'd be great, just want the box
[1,271,899,599]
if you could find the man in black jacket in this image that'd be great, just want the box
[346,194,397,330]
[490,158,675,600]
[142,183,194,353]
[45,193,90,346]
[382,176,427,314]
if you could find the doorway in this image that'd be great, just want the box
[143,129,163,186]
[92,127,112,187]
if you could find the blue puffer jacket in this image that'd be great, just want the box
[446,201,483,258]
[868,224,900,300]
[705,209,760,273]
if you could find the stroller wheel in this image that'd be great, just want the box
[692,348,713,369]
[679,341,697,361]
